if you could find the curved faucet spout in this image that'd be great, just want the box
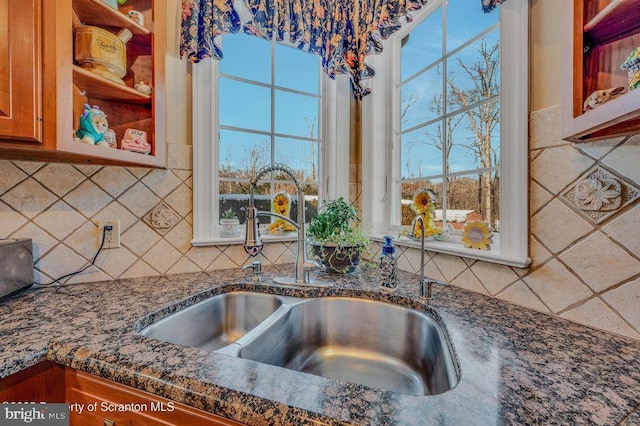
[257,211,299,230]
[411,215,431,299]
[243,163,327,286]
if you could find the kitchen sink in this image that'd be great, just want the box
[139,291,283,351]
[139,292,459,396]
[237,297,458,395]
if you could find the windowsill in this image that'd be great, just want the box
[370,234,531,269]
[193,231,531,268]
[192,232,299,247]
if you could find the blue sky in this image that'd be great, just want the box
[400,0,500,179]
[217,0,499,182]
[218,35,319,180]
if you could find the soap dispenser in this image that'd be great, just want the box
[379,235,398,292]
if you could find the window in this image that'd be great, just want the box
[192,34,350,245]
[362,0,529,267]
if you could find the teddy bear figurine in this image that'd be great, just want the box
[75,104,109,147]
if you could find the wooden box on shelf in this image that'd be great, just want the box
[562,0,640,143]
[0,0,165,168]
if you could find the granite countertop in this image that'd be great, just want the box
[1,265,639,425]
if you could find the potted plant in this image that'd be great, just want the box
[306,197,370,273]
[219,208,239,238]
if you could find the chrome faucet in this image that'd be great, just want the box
[243,163,328,286]
[411,215,432,299]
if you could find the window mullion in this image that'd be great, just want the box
[270,40,276,194]
[441,2,448,226]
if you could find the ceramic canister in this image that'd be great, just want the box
[75,26,128,84]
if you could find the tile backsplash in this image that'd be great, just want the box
[391,105,640,341]
[0,159,296,285]
[0,105,639,341]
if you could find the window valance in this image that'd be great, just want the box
[180,0,507,98]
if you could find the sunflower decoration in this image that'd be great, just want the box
[462,221,493,250]
[411,189,436,216]
[268,192,296,233]
[409,189,441,238]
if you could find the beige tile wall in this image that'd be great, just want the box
[0,160,296,284]
[393,105,640,341]
[1,0,638,342]
[1,108,638,342]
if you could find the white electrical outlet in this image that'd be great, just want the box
[99,220,121,249]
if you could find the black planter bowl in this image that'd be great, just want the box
[311,242,363,274]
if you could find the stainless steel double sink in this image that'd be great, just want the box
[139,291,460,396]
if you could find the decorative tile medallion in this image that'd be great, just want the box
[563,166,640,223]
[143,202,178,235]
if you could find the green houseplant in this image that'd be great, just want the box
[306,197,370,273]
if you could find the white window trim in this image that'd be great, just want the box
[191,57,351,246]
[362,0,531,268]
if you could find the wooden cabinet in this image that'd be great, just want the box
[0,0,165,167]
[65,369,243,426]
[0,362,65,403]
[562,0,640,142]
[0,0,42,143]
[1,363,244,425]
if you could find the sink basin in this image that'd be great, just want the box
[237,297,459,396]
[139,291,283,351]
[139,292,459,396]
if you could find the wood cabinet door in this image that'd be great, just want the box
[66,369,245,426]
[0,0,42,142]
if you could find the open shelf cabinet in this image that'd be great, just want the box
[0,0,165,167]
[563,0,640,143]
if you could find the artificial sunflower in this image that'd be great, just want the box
[268,219,296,234]
[411,214,440,238]
[272,192,291,216]
[269,192,294,233]
[411,190,436,216]
[462,221,493,250]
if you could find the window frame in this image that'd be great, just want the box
[361,0,530,268]
[191,40,351,246]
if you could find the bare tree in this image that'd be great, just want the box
[399,41,500,227]
[401,90,420,178]
[305,117,317,181]
[422,92,463,177]
[448,41,500,226]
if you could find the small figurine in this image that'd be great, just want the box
[128,10,144,26]
[103,129,117,148]
[621,47,640,91]
[583,87,625,111]
[134,81,152,95]
[101,0,118,10]
[120,128,151,154]
[75,104,109,147]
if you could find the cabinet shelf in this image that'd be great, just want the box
[73,65,151,104]
[584,0,640,47]
[0,0,165,168]
[562,0,640,143]
[72,0,150,35]
[564,89,640,142]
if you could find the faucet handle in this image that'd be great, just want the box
[303,259,322,272]
[242,261,262,283]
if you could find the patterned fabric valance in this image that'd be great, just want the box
[181,0,508,98]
